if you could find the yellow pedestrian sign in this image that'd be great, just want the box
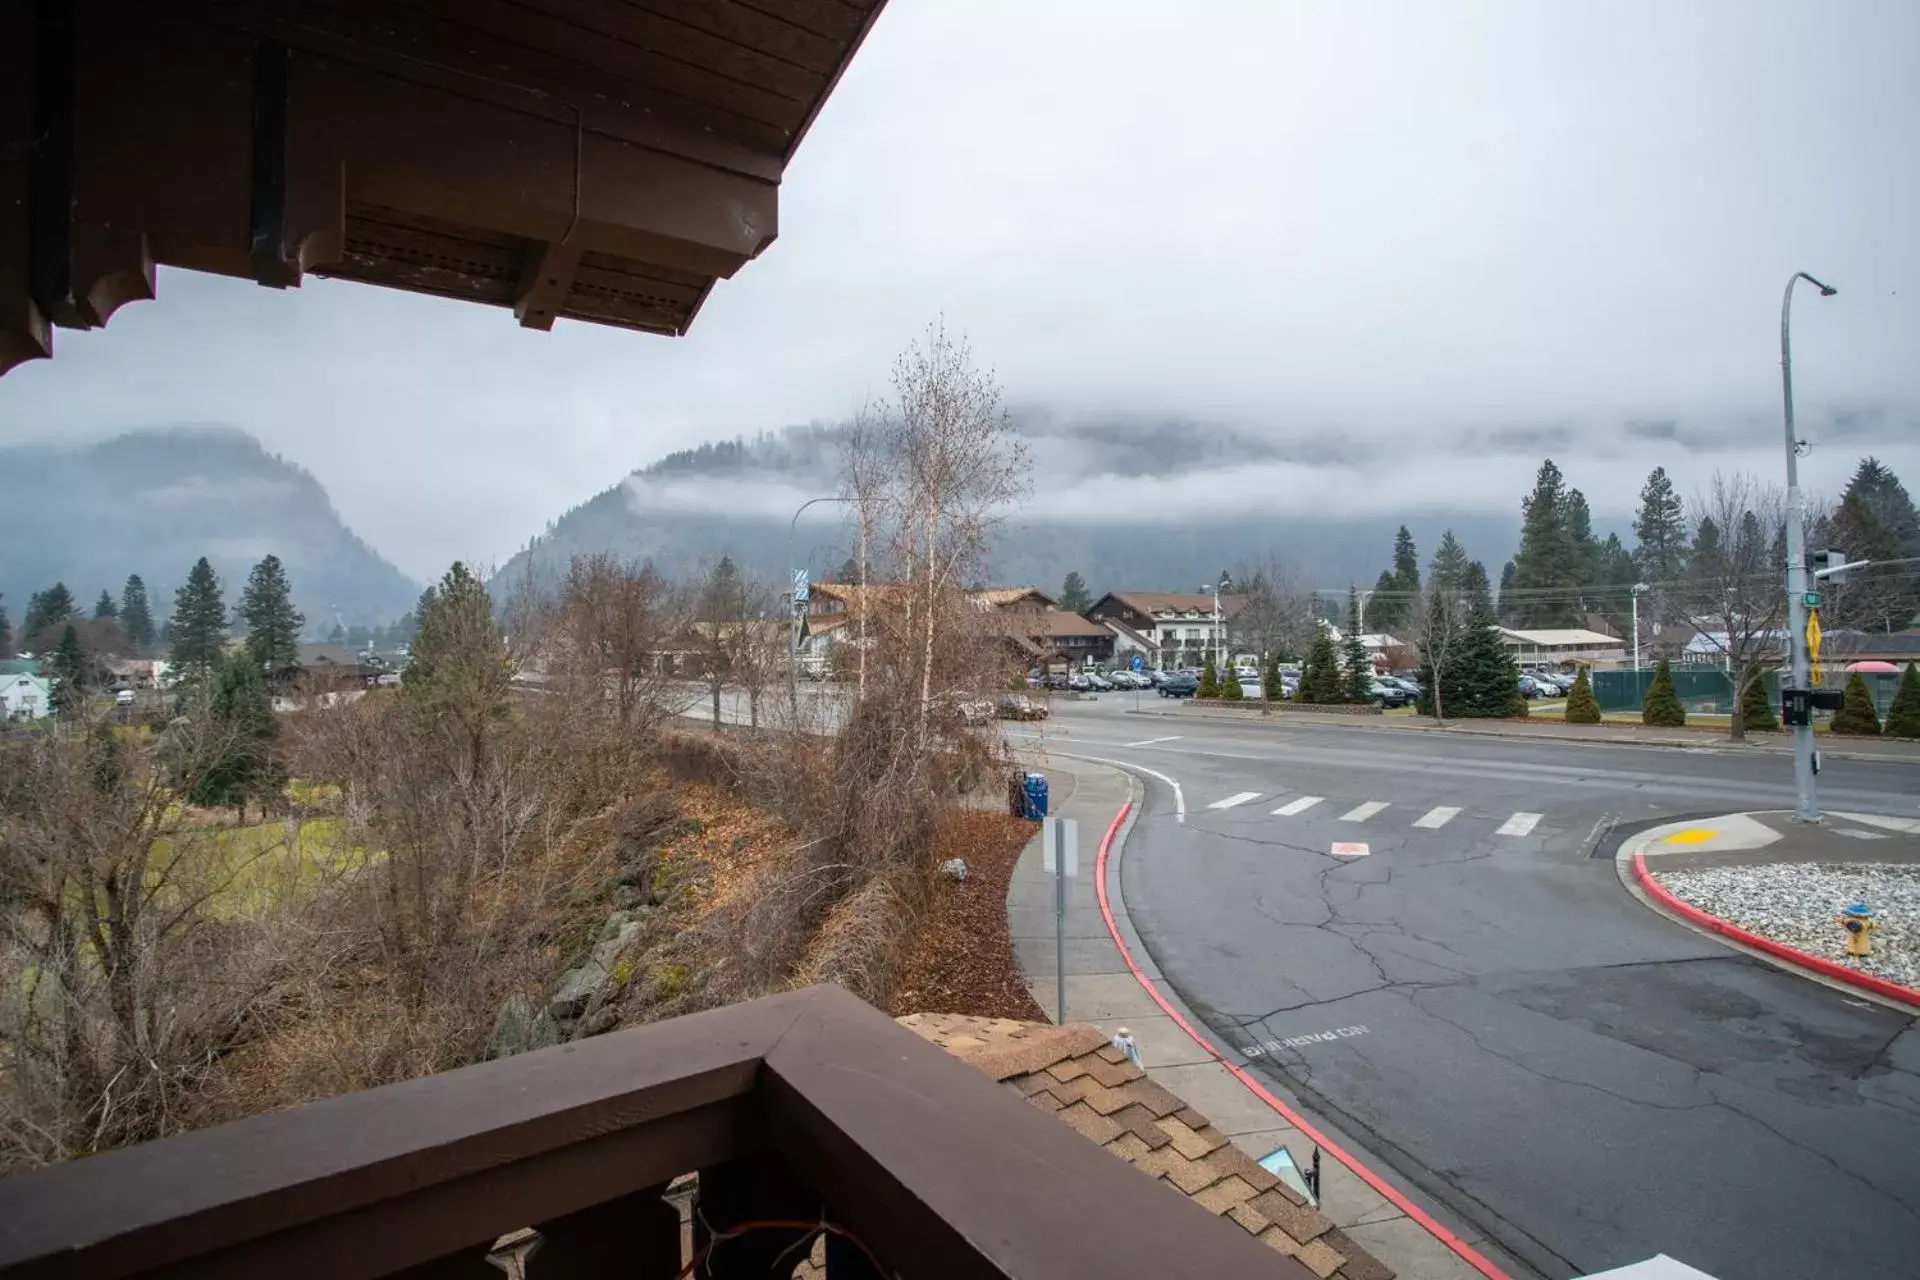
[1807,609,1823,684]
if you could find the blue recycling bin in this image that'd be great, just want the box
[1021,772,1049,821]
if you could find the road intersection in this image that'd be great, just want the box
[1008,700,1920,1280]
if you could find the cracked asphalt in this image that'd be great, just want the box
[1020,701,1920,1280]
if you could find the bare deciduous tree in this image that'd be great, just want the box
[860,320,1030,737]
[1229,554,1316,665]
[1681,472,1790,741]
[554,553,685,735]
[1411,585,1468,724]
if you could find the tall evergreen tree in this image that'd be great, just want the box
[1497,560,1517,622]
[405,562,509,750]
[239,554,306,672]
[1430,530,1471,591]
[191,651,282,817]
[93,589,119,620]
[1461,560,1493,611]
[1342,587,1374,703]
[0,596,11,659]
[1448,596,1524,718]
[1058,571,1092,613]
[22,582,78,646]
[1299,627,1343,704]
[1368,527,1420,632]
[1565,488,1599,587]
[119,575,156,655]
[1826,457,1920,632]
[1633,465,1689,584]
[50,623,90,714]
[1508,459,1582,627]
[167,557,229,682]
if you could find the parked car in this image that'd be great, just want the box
[1233,665,1259,681]
[1159,672,1200,698]
[1517,676,1547,699]
[997,693,1049,721]
[1085,673,1114,692]
[1146,668,1170,686]
[114,688,136,706]
[1369,680,1410,708]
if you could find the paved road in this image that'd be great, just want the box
[1009,701,1920,1280]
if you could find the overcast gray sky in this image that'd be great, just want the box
[3,0,1916,580]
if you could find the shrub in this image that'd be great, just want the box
[1885,663,1920,739]
[1563,668,1601,724]
[1829,672,1882,736]
[1198,657,1220,699]
[1642,659,1686,727]
[1220,669,1244,700]
[1262,653,1282,702]
[1739,670,1779,732]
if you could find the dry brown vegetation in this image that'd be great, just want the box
[0,320,1037,1172]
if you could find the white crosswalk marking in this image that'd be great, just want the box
[1496,812,1542,837]
[1339,801,1389,823]
[1272,796,1324,816]
[1413,806,1461,829]
[1210,791,1261,809]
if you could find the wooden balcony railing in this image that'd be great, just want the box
[0,985,1313,1279]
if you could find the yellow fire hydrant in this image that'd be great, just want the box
[1838,903,1876,964]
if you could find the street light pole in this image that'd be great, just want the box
[788,495,852,724]
[1780,271,1836,824]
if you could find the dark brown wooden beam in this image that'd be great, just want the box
[0,0,52,375]
[513,238,583,331]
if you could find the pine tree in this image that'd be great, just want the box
[1508,459,1582,627]
[1461,561,1493,611]
[1827,457,1920,632]
[1263,651,1282,702]
[834,556,859,583]
[93,589,118,620]
[1739,669,1779,731]
[1430,531,1471,591]
[1300,628,1342,704]
[0,597,11,659]
[1564,667,1601,723]
[1059,571,1092,613]
[1884,663,1920,739]
[1367,527,1419,632]
[239,554,305,673]
[1342,587,1374,703]
[190,651,282,816]
[1829,672,1882,736]
[1565,488,1599,588]
[50,623,89,715]
[168,558,229,682]
[1450,598,1524,718]
[1497,560,1517,623]
[1220,664,1244,699]
[1198,656,1220,699]
[406,562,509,745]
[1642,659,1686,727]
[22,583,77,647]
[1633,466,1689,583]
[119,575,156,655]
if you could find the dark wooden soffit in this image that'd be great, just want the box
[0,0,886,377]
[0,985,1312,1280]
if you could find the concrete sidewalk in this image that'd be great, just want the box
[1008,757,1508,1280]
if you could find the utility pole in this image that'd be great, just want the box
[1779,271,1836,823]
[1630,583,1649,673]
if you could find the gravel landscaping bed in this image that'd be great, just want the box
[1653,861,1920,991]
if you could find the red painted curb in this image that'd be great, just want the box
[1632,852,1920,1009]
[1093,800,1512,1280]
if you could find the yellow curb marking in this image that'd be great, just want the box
[1661,828,1720,845]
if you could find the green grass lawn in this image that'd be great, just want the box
[152,816,370,919]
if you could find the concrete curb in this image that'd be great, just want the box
[1628,848,1920,1010]
[1126,701,1920,764]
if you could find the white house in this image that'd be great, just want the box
[1,672,51,720]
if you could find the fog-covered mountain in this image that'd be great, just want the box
[493,415,1524,596]
[0,427,421,628]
